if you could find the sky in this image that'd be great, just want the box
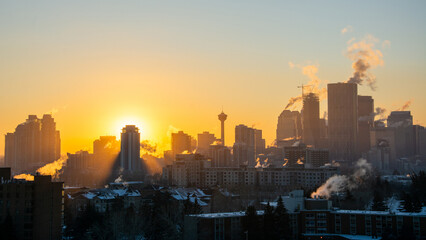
[0,1,425,155]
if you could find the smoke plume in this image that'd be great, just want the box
[345,35,386,90]
[285,63,327,110]
[13,156,67,181]
[13,174,34,181]
[285,96,303,110]
[396,100,412,111]
[36,156,67,179]
[311,159,372,199]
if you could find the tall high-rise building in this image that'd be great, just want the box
[328,83,358,162]
[254,129,266,155]
[218,111,228,145]
[197,131,216,154]
[358,95,374,154]
[387,111,415,158]
[233,124,265,166]
[4,114,61,173]
[302,93,320,147]
[120,125,141,172]
[276,110,302,141]
[172,131,192,155]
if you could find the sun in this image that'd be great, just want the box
[113,116,149,140]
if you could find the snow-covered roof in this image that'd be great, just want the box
[303,233,376,240]
[334,209,426,217]
[168,188,210,201]
[188,211,265,218]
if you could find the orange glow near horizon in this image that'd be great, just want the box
[113,116,150,140]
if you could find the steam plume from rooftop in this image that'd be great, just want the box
[285,63,327,110]
[345,35,386,90]
[397,100,412,111]
[311,159,372,199]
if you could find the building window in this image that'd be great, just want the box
[365,215,372,235]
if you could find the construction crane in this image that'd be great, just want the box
[297,84,312,98]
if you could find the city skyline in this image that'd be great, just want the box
[0,1,425,155]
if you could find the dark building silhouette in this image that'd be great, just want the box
[328,83,358,162]
[302,93,320,147]
[387,111,415,158]
[209,144,232,167]
[233,125,265,167]
[4,114,61,173]
[387,111,413,128]
[93,136,120,158]
[172,131,192,156]
[358,95,374,154]
[120,125,141,172]
[0,168,63,240]
[197,131,216,155]
[276,110,302,142]
[218,111,228,145]
[284,143,307,167]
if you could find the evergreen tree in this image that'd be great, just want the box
[192,198,203,214]
[263,202,278,240]
[371,190,388,211]
[399,192,414,212]
[412,196,422,213]
[242,205,261,240]
[274,196,291,240]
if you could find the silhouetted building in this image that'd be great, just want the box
[302,93,320,147]
[358,95,374,154]
[0,168,63,240]
[387,111,413,128]
[120,125,141,172]
[172,131,192,156]
[197,132,216,154]
[67,151,94,170]
[276,110,302,142]
[387,111,415,158]
[93,136,120,157]
[209,144,232,167]
[328,83,358,162]
[218,111,228,145]
[284,143,307,167]
[305,148,329,168]
[162,153,210,187]
[233,125,265,167]
[4,114,61,173]
[370,126,397,167]
[254,129,266,155]
[367,139,391,170]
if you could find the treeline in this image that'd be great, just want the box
[242,196,292,240]
[64,191,203,240]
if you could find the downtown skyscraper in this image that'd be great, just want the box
[120,125,141,172]
[302,93,320,147]
[327,83,358,163]
[4,114,61,173]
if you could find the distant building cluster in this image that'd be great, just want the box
[5,114,60,173]
[162,153,338,189]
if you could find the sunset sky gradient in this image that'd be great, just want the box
[0,1,425,155]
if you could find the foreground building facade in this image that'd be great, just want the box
[0,168,63,240]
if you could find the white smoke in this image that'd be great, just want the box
[311,159,372,199]
[345,35,387,91]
